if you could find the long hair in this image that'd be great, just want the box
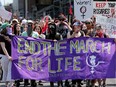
[27,23,33,37]
[48,22,56,35]
[33,25,42,34]
[13,24,17,35]
[0,28,7,35]
[13,24,20,35]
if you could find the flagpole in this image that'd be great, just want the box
[69,0,72,25]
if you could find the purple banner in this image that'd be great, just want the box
[11,36,116,82]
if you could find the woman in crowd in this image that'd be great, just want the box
[13,23,21,36]
[67,20,85,87]
[33,24,45,39]
[0,23,14,87]
[22,20,39,38]
[13,23,22,87]
[95,24,109,87]
[46,22,63,87]
[21,20,38,87]
[67,20,85,38]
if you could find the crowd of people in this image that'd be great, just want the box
[0,13,115,87]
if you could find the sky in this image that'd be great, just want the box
[0,0,13,5]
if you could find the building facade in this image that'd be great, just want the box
[12,0,116,19]
[13,0,36,19]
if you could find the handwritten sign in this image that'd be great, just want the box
[93,1,116,18]
[0,3,12,21]
[74,0,93,21]
[96,15,116,38]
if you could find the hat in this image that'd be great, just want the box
[95,24,102,30]
[85,18,93,22]
[0,23,10,30]
[58,15,66,21]
[27,20,33,24]
[12,19,19,23]
[73,22,80,26]
[21,19,27,25]
[48,23,56,29]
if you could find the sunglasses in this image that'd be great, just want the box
[85,22,91,24]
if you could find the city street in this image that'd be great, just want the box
[0,79,116,87]
[0,0,116,87]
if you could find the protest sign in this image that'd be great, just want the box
[96,15,116,38]
[0,8,12,21]
[11,36,116,81]
[74,0,93,21]
[0,2,12,21]
[93,1,116,18]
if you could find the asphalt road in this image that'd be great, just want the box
[0,79,116,87]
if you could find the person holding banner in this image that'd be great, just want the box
[67,20,85,87]
[0,56,2,80]
[55,15,72,86]
[67,20,85,38]
[57,14,72,39]
[0,23,14,87]
[85,19,95,37]
[95,24,109,38]
[86,24,109,87]
[21,20,39,87]
[95,24,109,87]
[13,23,22,87]
[21,20,38,87]
[85,19,108,87]
[46,22,63,87]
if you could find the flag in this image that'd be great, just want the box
[69,3,73,15]
[42,16,48,33]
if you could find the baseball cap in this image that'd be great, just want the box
[58,15,66,21]
[95,24,102,30]
[73,22,80,26]
[21,19,27,25]
[27,20,33,24]
[0,23,10,30]
[12,19,19,23]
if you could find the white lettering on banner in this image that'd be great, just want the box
[17,38,111,56]
[17,37,112,73]
[18,56,81,73]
